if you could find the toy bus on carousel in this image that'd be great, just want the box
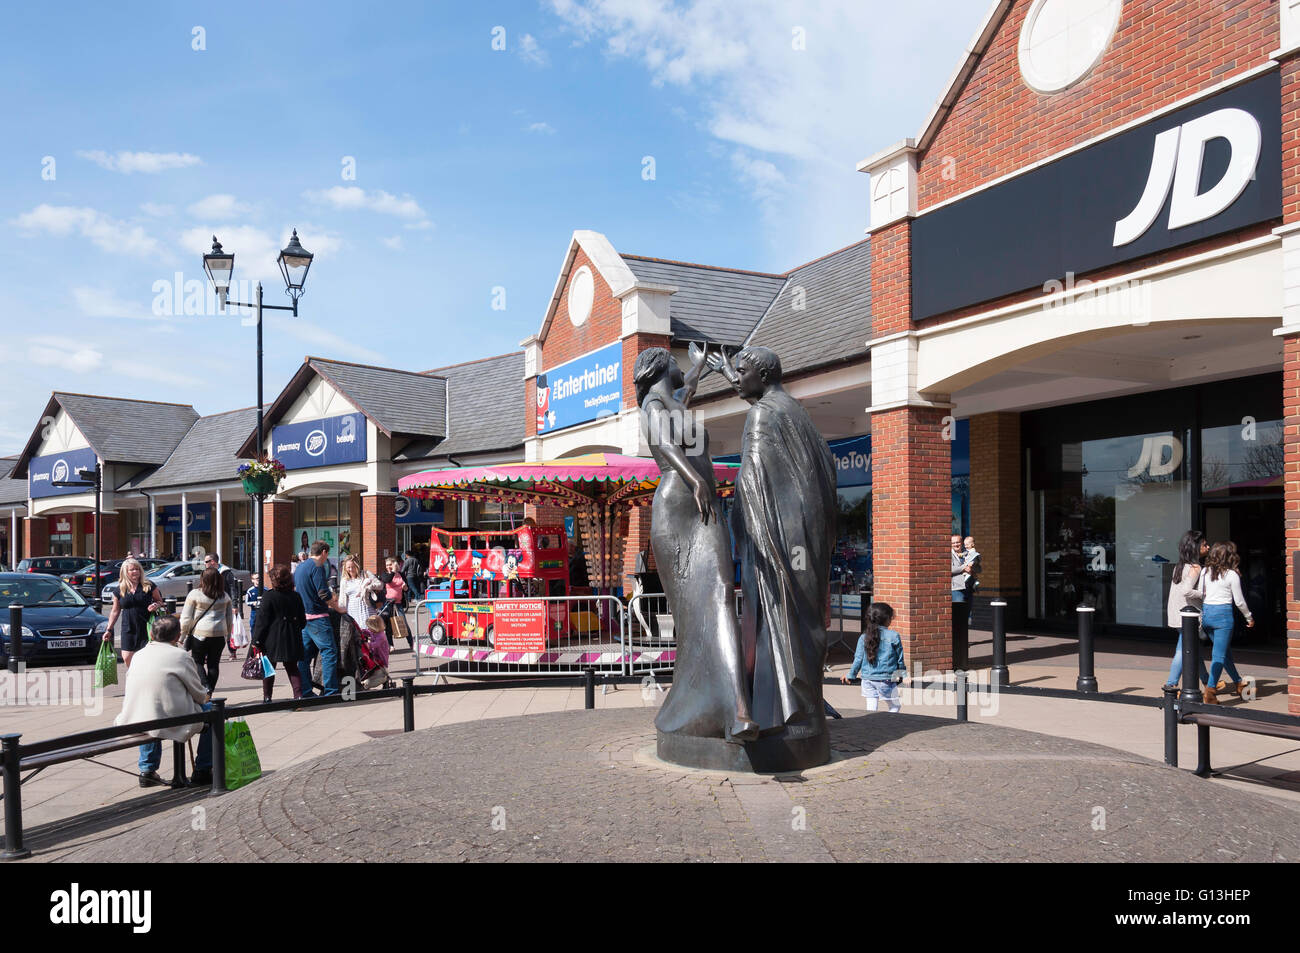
[422,524,595,647]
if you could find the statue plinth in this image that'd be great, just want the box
[656,723,829,773]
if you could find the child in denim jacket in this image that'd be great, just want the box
[842,602,906,712]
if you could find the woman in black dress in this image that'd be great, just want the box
[101,558,164,673]
[252,564,306,702]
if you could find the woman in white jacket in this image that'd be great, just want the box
[180,567,235,694]
[1198,541,1254,704]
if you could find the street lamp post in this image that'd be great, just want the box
[204,231,314,576]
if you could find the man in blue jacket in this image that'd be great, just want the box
[294,541,343,697]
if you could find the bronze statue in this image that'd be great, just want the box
[641,343,837,772]
[635,346,758,745]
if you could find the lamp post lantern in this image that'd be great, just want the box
[204,230,315,576]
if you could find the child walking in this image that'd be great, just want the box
[842,602,906,712]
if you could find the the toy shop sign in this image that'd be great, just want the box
[536,342,622,434]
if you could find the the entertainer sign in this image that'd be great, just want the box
[536,342,622,434]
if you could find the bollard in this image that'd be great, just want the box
[1162,686,1178,768]
[1,734,30,860]
[584,669,596,710]
[165,597,177,617]
[401,677,415,733]
[1178,610,1201,707]
[210,698,227,794]
[990,600,1009,688]
[1075,606,1098,693]
[7,605,22,675]
[955,671,968,723]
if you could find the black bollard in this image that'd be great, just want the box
[1179,610,1201,707]
[990,600,1009,688]
[1075,606,1098,693]
[7,605,22,675]
[209,698,227,794]
[0,734,30,860]
[955,671,968,724]
[401,677,415,732]
[951,600,970,672]
[165,597,177,616]
[1194,725,1212,778]
[584,669,596,710]
[1162,686,1179,768]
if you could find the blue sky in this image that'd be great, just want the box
[0,0,981,451]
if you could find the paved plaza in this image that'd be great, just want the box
[56,708,1300,863]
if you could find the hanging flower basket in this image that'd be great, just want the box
[238,458,286,496]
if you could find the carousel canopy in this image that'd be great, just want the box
[397,452,739,509]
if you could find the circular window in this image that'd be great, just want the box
[568,265,594,328]
[1019,0,1121,94]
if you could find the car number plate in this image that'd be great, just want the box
[46,639,87,649]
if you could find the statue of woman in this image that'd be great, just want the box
[635,345,758,743]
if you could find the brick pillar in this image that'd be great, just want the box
[95,512,121,561]
[349,490,363,564]
[623,506,652,593]
[262,499,294,571]
[969,412,1023,629]
[1281,51,1300,714]
[871,406,953,672]
[362,493,396,575]
[23,517,48,559]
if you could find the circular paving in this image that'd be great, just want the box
[61,709,1300,862]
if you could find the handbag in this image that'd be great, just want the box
[1182,605,1211,645]
[240,648,264,681]
[182,595,216,652]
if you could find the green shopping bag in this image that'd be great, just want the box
[93,641,118,688]
[223,719,262,790]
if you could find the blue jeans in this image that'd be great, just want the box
[1201,604,1242,688]
[298,617,340,696]
[138,702,213,774]
[1166,630,1209,686]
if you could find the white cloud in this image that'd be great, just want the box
[187,194,253,220]
[11,204,161,257]
[380,236,403,251]
[546,0,979,257]
[266,312,387,365]
[403,219,434,231]
[304,186,426,220]
[78,150,202,174]
[73,286,167,322]
[27,337,104,374]
[527,121,557,134]
[518,33,549,66]
[140,202,175,217]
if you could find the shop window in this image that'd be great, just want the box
[478,501,525,531]
[1201,419,1284,497]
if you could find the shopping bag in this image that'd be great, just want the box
[93,640,118,688]
[391,611,412,643]
[260,654,275,679]
[241,649,264,681]
[230,615,250,648]
[223,720,262,790]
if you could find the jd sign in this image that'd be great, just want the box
[1114,108,1262,247]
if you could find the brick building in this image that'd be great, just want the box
[860,0,1299,712]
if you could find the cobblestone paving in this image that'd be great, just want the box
[60,710,1300,862]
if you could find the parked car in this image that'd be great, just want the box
[15,556,93,578]
[103,561,252,606]
[0,573,109,665]
[66,557,169,595]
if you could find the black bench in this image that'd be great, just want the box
[1163,688,1300,777]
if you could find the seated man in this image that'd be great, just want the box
[115,615,214,787]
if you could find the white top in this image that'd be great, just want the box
[180,590,234,641]
[115,641,207,742]
[1166,564,1202,629]
[339,573,379,631]
[1198,568,1252,621]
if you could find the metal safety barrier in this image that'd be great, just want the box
[624,592,679,676]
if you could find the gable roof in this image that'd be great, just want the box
[696,239,872,397]
[0,456,24,507]
[237,357,448,458]
[619,256,786,346]
[395,352,525,462]
[129,407,261,490]
[12,393,200,477]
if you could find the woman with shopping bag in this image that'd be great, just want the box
[100,558,165,674]
[251,564,307,702]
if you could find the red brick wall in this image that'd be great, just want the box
[871,406,953,671]
[262,499,294,572]
[918,0,1276,208]
[869,221,911,337]
[94,513,120,561]
[1283,53,1300,714]
[623,333,671,410]
[362,494,396,575]
[23,517,48,560]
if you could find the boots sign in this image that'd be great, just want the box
[911,72,1281,321]
[272,412,367,470]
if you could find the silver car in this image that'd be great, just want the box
[101,561,252,609]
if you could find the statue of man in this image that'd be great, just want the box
[715,346,837,732]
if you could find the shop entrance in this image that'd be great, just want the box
[1200,498,1284,647]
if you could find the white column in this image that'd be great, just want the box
[10,510,16,568]
[148,496,157,557]
[180,491,189,561]
[214,488,223,563]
